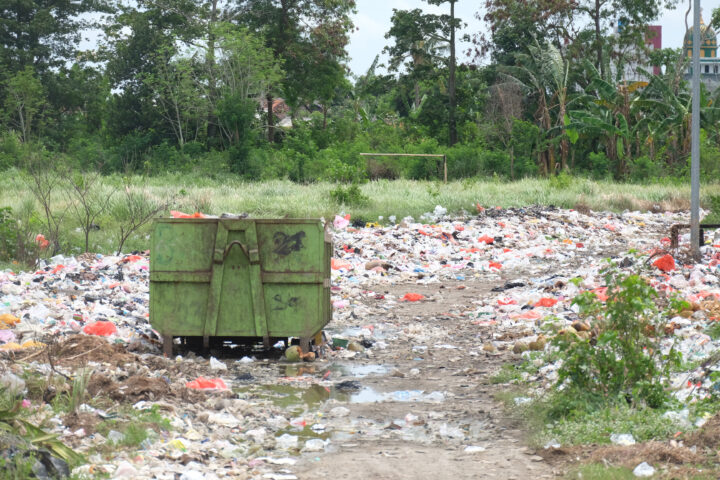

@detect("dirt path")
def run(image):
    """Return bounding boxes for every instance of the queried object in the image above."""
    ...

[294,280,558,479]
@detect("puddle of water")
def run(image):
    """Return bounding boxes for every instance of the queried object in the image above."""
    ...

[347,387,385,403]
[275,425,330,442]
[329,363,390,378]
[278,363,391,379]
[235,384,445,409]
[235,384,333,409]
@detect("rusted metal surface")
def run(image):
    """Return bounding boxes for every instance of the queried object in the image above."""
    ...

[670,223,720,249]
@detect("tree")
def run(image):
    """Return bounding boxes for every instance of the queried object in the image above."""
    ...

[502,39,571,175]
[4,67,45,143]
[213,25,282,147]
[476,0,574,65]
[142,48,206,148]
[236,0,356,142]
[486,82,523,178]
[0,0,109,77]
[478,0,677,76]
[385,1,464,145]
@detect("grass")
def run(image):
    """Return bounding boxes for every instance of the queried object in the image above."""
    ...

[1,172,714,257]
[94,405,172,452]
[534,402,682,447]
[564,464,636,480]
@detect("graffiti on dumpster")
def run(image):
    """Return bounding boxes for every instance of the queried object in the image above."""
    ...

[272,294,299,311]
[273,231,306,256]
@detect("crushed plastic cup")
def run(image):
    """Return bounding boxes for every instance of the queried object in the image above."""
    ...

[185,377,228,390]
[83,321,117,336]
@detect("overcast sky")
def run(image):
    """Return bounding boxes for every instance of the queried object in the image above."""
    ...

[346,0,720,77]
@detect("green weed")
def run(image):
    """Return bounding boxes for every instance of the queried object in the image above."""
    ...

[329,183,369,206]
[535,401,681,446]
[490,364,523,384]
[563,463,636,480]
[551,268,683,416]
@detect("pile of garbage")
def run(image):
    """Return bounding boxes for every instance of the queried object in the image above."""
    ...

[0,204,718,478]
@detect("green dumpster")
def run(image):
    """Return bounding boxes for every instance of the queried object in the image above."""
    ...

[149,218,332,355]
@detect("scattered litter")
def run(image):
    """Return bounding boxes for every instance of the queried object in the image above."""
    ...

[633,462,655,477]
[610,433,636,446]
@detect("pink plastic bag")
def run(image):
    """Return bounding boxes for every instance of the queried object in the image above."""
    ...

[333,214,350,230]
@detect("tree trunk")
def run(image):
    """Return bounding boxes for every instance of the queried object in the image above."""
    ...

[206,0,218,142]
[448,0,458,146]
[267,93,275,143]
[510,145,515,180]
[595,0,604,78]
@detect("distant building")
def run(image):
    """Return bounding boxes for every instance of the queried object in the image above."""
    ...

[613,24,662,82]
[683,15,720,90]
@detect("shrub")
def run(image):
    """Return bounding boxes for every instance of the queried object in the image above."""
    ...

[329,183,369,206]
[551,267,683,417]
[628,155,662,183]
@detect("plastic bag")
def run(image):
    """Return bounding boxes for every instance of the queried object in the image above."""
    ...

[402,293,425,302]
[83,321,117,336]
[653,254,675,272]
[535,298,558,307]
[170,210,205,219]
[0,313,19,328]
[333,214,350,230]
[185,377,228,390]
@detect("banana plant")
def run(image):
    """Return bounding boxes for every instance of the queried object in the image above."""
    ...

[568,60,646,178]
[0,395,84,467]
[500,38,571,176]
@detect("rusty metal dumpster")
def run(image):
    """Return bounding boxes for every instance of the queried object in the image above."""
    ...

[149,218,332,355]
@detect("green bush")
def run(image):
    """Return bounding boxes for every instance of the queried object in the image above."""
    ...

[551,267,683,416]
[628,155,662,183]
[0,207,18,261]
[329,183,369,206]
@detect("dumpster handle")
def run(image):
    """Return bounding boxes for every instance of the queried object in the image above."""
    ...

[222,240,250,261]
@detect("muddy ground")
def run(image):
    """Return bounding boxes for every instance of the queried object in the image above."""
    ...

[293,280,558,480]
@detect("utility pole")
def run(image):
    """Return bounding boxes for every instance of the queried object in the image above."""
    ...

[691,0,701,260]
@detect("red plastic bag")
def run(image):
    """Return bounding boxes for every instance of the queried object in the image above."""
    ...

[653,254,675,272]
[591,287,609,302]
[488,261,502,270]
[402,293,425,302]
[35,234,49,250]
[83,321,117,336]
[478,235,494,244]
[186,377,228,390]
[170,210,205,219]
[535,298,558,308]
